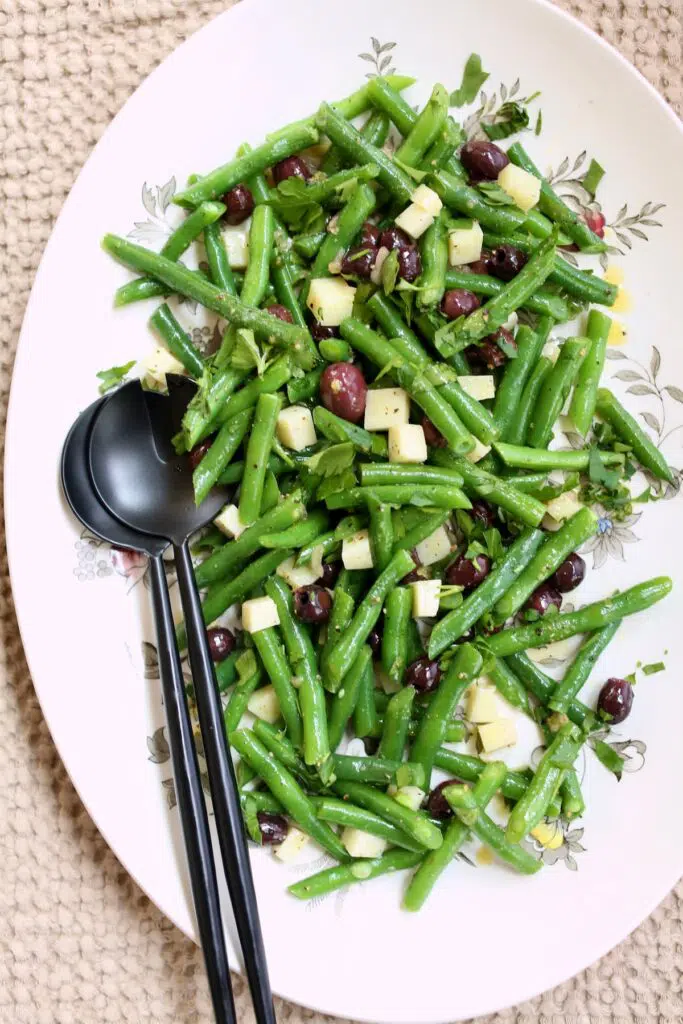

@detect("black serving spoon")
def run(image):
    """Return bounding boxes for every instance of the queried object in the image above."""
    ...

[86,378,275,1024]
[61,396,237,1024]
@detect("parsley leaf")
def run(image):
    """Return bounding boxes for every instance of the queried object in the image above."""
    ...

[305,442,356,478]
[582,158,605,198]
[270,178,325,233]
[477,181,517,206]
[591,739,624,780]
[450,53,489,107]
[393,157,428,183]
[315,466,357,501]
[381,248,400,296]
[535,110,543,136]
[482,101,530,141]
[588,447,622,491]
[96,360,136,394]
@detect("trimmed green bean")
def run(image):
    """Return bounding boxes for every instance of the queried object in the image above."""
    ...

[213,356,293,431]
[261,471,281,516]
[251,627,302,747]
[560,769,586,820]
[433,748,531,802]
[381,587,412,689]
[321,588,355,693]
[569,310,611,436]
[367,292,431,366]
[311,182,377,280]
[315,797,422,852]
[429,169,526,235]
[418,212,449,308]
[239,392,282,525]
[331,753,411,787]
[334,781,442,851]
[182,366,248,450]
[319,338,353,362]
[505,652,596,733]
[429,449,547,527]
[495,442,624,473]
[486,658,533,716]
[313,405,387,456]
[240,204,275,307]
[261,510,329,550]
[368,498,394,573]
[325,484,471,511]
[395,83,449,167]
[549,621,621,714]
[292,231,326,260]
[193,407,253,505]
[444,270,568,322]
[527,337,589,448]
[445,787,542,874]
[204,220,237,295]
[377,687,415,761]
[289,848,422,900]
[596,387,674,483]
[330,75,416,122]
[506,356,552,447]
[506,723,581,842]
[271,241,308,329]
[149,303,204,378]
[493,320,550,438]
[353,656,378,740]
[328,645,373,751]
[393,509,451,554]
[223,665,264,734]
[523,472,581,502]
[421,116,462,172]
[438,379,500,446]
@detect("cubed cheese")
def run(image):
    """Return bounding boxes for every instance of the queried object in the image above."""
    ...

[411,184,443,217]
[341,828,388,859]
[411,579,441,618]
[466,685,499,724]
[464,438,492,464]
[478,718,517,753]
[307,277,356,326]
[214,504,247,538]
[242,596,280,634]
[497,164,541,213]
[393,786,425,812]
[274,825,309,861]
[414,525,452,566]
[370,245,390,286]
[247,684,281,724]
[342,529,374,570]
[395,202,434,239]
[276,405,317,451]
[457,375,496,401]
[222,219,250,269]
[388,423,428,464]
[448,219,484,267]
[545,490,584,523]
[364,388,410,431]
[142,347,185,390]
[276,546,324,589]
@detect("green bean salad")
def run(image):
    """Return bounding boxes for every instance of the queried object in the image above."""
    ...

[102,62,674,911]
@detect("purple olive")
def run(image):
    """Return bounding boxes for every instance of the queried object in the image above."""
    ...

[340,243,377,278]
[469,499,496,529]
[360,221,381,248]
[223,184,254,225]
[466,328,517,370]
[525,584,562,617]
[406,656,442,693]
[293,585,333,624]
[272,156,311,184]
[441,288,481,321]
[257,812,289,845]
[426,779,460,820]
[597,677,634,723]
[445,554,491,591]
[368,627,383,658]
[207,627,236,663]
[468,250,493,275]
[188,436,215,470]
[551,553,586,593]
[490,244,528,282]
[310,322,340,342]
[320,362,367,423]
[379,225,413,252]
[459,140,510,181]
[401,566,428,584]
[316,561,342,589]
[265,303,293,323]
[397,245,422,282]
[421,415,447,448]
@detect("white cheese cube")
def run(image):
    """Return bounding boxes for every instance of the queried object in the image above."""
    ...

[388,423,428,464]
[464,438,492,464]
[247,684,281,724]
[274,825,309,861]
[307,277,356,326]
[478,718,517,753]
[222,219,250,269]
[364,388,410,431]
[342,530,374,570]
[341,828,387,859]
[457,375,496,401]
[414,525,452,566]
[242,596,280,634]
[448,220,484,267]
[411,184,443,217]
[393,786,425,812]
[214,504,247,538]
[411,579,441,618]
[545,490,584,523]
[497,164,541,213]
[142,347,185,390]
[276,405,317,451]
[276,546,324,589]
[466,685,499,724]
[395,202,434,239]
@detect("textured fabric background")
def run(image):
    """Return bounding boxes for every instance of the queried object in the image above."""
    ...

[1,2,682,1022]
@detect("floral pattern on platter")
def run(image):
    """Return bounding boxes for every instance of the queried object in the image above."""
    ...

[521,820,587,871]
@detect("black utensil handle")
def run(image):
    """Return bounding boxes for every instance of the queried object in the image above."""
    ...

[149,555,237,1024]
[173,542,276,1024]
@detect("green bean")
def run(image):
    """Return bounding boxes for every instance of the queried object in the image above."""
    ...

[367,293,430,366]
[526,337,589,448]
[596,387,674,483]
[421,116,462,172]
[102,235,319,369]
[181,366,248,449]
[209,648,240,695]
[492,507,599,623]
[353,656,378,740]
[504,356,551,447]
[437,229,558,354]
[428,527,544,657]
[503,472,549,493]
[328,646,372,751]
[410,211,448,309]
[404,761,504,911]
[239,392,282,525]
[334,781,442,850]
[444,787,542,875]
[296,515,363,566]
[560,769,586,820]
[195,490,304,587]
[313,405,387,456]
[316,102,414,204]
[310,182,377,279]
[329,74,416,122]
[114,201,226,305]
[377,687,415,761]
[325,484,471,511]
[326,549,415,687]
[223,666,265,733]
[494,442,624,473]
[433,748,531,802]
[481,231,617,306]
[239,204,275,307]
[523,209,573,243]
[174,124,319,207]
[549,621,621,714]
[506,143,607,253]
[192,407,253,505]
[412,643,483,785]
[204,220,237,295]
[292,231,326,260]
[261,510,329,550]
[438,379,500,446]
[330,753,412,787]
[230,729,348,861]
[340,320,475,455]
[393,509,451,555]
[260,471,280,517]
[367,75,419,136]
[487,577,672,657]
[523,472,581,502]
[315,797,422,853]
[493,320,550,438]
[319,338,353,362]
[486,658,533,716]
[443,270,568,322]
[368,497,394,573]
[429,170,527,235]
[429,449,546,527]
[506,723,582,842]
[250,627,302,747]
[289,848,422,900]
[567,309,611,435]
[251,719,310,781]
[381,587,412,689]
[395,83,449,167]
[321,588,355,693]
[505,653,596,733]
[149,303,204,378]
[359,109,392,148]
[271,238,308,329]
[212,356,293,430]
[242,790,284,816]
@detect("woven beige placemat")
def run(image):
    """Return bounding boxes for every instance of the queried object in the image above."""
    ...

[1,2,682,1021]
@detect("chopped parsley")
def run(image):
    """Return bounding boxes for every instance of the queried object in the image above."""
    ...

[450,53,489,108]
[96,359,136,394]
[642,661,665,676]
[582,158,605,198]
